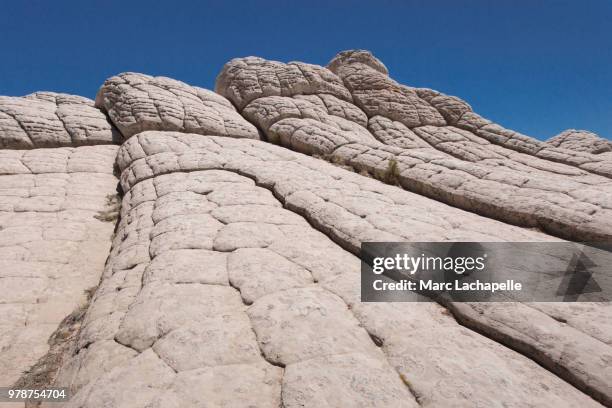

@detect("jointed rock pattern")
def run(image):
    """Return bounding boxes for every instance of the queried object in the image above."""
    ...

[95,73,260,140]
[0,50,610,407]
[0,92,120,149]
[548,129,612,155]
[216,51,612,242]
[53,132,603,407]
[0,144,119,391]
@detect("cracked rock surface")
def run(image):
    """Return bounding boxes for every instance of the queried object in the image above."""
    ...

[94,72,260,140]
[0,92,120,149]
[47,132,606,407]
[216,50,612,243]
[2,49,611,408]
[0,144,119,393]
[548,129,612,155]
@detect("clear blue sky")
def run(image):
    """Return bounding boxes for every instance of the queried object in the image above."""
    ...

[1,0,610,140]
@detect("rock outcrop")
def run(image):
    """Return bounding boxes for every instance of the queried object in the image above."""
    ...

[548,129,612,155]
[216,50,612,243]
[54,132,604,407]
[95,72,260,140]
[0,92,121,403]
[0,92,120,148]
[0,144,119,390]
[1,50,611,407]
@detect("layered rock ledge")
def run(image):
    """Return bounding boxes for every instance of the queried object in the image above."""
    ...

[53,132,604,407]
[216,50,612,242]
[1,50,611,408]
[0,92,120,149]
[548,129,612,155]
[95,73,260,140]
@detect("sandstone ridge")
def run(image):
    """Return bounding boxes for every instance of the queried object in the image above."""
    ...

[0,50,610,408]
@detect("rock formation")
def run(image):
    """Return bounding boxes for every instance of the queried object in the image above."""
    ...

[0,92,120,148]
[0,144,119,391]
[216,50,612,242]
[548,129,612,155]
[95,73,259,140]
[0,50,610,407]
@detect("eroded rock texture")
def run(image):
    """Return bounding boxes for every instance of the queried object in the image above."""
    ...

[548,129,612,155]
[0,92,120,148]
[0,145,119,392]
[216,50,612,243]
[94,72,260,140]
[46,132,606,407]
[2,50,611,408]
